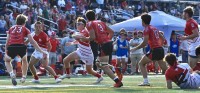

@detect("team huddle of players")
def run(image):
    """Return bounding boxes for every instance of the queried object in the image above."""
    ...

[4,6,200,89]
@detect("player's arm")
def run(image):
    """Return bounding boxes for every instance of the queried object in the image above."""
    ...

[81,28,96,41]
[186,28,199,39]
[106,26,114,40]
[24,38,29,45]
[27,34,46,54]
[166,80,173,89]
[131,35,148,51]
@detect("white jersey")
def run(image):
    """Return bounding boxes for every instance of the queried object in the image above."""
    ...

[177,63,200,89]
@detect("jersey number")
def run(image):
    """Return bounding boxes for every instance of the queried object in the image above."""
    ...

[12,26,22,33]
[97,24,104,32]
[154,29,160,39]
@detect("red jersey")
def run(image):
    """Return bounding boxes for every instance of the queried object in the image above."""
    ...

[49,38,59,52]
[8,25,30,45]
[86,20,110,44]
[58,19,67,31]
[185,19,199,35]
[32,32,49,49]
[143,25,162,48]
[165,63,195,88]
[78,28,90,46]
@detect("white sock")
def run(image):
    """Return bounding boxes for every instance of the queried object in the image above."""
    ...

[144,78,149,83]
[9,72,14,75]
[22,75,26,78]
[113,77,118,80]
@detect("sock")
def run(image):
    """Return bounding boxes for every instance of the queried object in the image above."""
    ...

[54,75,58,79]
[94,73,101,78]
[34,75,39,80]
[22,75,26,78]
[66,68,70,74]
[122,69,126,74]
[144,78,149,83]
[113,77,120,83]
[115,67,121,76]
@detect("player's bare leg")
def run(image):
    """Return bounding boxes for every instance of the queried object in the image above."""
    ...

[157,60,167,74]
[138,55,151,86]
[41,57,61,83]
[4,54,17,86]
[98,56,123,87]
[60,52,79,79]
[29,56,40,83]
[189,56,198,69]
[86,65,103,84]
[20,55,28,83]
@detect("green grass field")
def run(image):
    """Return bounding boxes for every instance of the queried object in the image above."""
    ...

[0,75,199,93]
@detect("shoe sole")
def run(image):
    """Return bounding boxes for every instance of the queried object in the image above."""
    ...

[12,78,17,86]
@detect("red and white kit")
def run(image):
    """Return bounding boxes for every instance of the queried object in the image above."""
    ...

[31,31,49,59]
[165,63,200,89]
[185,19,200,56]
[75,28,94,65]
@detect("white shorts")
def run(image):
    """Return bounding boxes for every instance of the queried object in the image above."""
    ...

[32,48,49,60]
[188,37,200,56]
[76,44,94,65]
[117,55,128,62]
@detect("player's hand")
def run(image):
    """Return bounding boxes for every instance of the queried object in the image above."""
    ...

[178,36,187,40]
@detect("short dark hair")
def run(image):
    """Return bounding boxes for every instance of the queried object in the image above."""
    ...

[165,53,177,66]
[183,6,194,17]
[85,10,95,21]
[196,46,200,56]
[141,13,151,25]
[76,17,86,26]
[16,14,28,25]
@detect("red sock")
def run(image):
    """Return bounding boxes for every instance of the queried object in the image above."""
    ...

[66,68,70,74]
[34,75,39,80]
[94,73,101,78]
[54,75,58,79]
[115,67,121,76]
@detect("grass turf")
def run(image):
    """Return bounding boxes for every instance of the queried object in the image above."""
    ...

[0,75,199,93]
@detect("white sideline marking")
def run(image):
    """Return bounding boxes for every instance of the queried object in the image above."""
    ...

[0,84,105,89]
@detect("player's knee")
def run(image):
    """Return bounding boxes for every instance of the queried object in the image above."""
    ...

[102,65,109,69]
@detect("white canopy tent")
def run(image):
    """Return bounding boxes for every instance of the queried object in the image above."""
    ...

[110,10,186,44]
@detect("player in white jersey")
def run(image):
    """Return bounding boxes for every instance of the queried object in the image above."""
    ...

[59,17,103,84]
[165,53,200,89]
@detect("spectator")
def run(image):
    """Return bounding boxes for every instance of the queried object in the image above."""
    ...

[49,31,60,70]
[169,31,180,57]
[20,1,28,12]
[129,31,143,75]
[58,15,67,37]
[58,0,66,11]
[0,15,7,33]
[180,39,189,63]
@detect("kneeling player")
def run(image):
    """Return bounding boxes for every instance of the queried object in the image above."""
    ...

[59,17,103,84]
[165,53,200,89]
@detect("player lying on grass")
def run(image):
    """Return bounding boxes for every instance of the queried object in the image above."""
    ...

[59,17,103,84]
[165,53,200,89]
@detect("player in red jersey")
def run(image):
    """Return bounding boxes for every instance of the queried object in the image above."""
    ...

[59,17,103,83]
[165,53,200,89]
[81,10,123,87]
[4,14,47,86]
[179,6,200,69]
[26,21,62,83]
[131,13,167,86]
